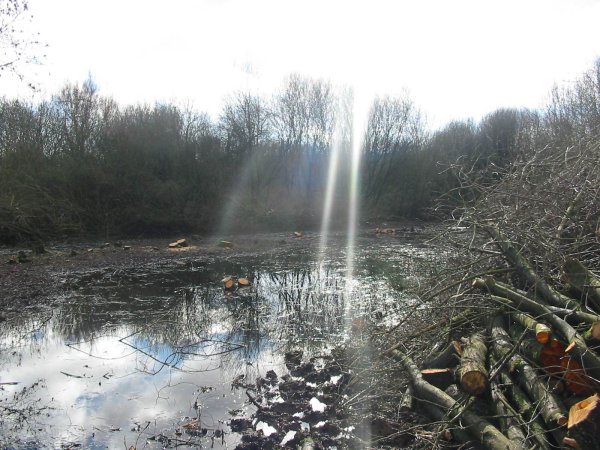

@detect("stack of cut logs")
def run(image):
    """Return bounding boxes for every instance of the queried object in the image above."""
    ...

[386,227,600,450]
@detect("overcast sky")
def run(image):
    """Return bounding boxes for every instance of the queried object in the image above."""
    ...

[3,0,600,128]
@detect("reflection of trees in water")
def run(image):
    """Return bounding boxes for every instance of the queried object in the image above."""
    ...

[259,265,347,348]
[0,379,53,447]
[3,253,419,376]
[0,307,56,354]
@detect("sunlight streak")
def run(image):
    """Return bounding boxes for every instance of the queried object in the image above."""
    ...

[318,99,344,263]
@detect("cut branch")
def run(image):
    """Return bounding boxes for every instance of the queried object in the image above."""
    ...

[389,348,519,450]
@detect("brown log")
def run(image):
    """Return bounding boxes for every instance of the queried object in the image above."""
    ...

[535,323,551,344]
[422,340,462,370]
[389,348,519,450]
[457,333,488,396]
[511,311,551,344]
[477,277,600,381]
[516,338,599,396]
[563,258,600,313]
[489,316,568,428]
[222,276,234,290]
[169,238,187,248]
[567,394,600,450]
[238,277,251,287]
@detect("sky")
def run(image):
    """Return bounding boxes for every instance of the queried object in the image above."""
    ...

[2,0,600,129]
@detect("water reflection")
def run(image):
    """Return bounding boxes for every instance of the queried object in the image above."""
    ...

[0,237,438,448]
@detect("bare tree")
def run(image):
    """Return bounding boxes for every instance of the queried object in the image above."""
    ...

[363,93,424,206]
[219,91,271,157]
[0,0,44,87]
[52,77,101,157]
[545,59,600,143]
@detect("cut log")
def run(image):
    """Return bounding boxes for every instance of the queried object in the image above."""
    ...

[422,341,462,370]
[457,333,488,396]
[563,258,600,314]
[567,394,600,450]
[222,276,234,290]
[389,348,520,450]
[238,277,251,287]
[536,323,551,344]
[511,311,551,344]
[168,238,188,248]
[476,277,600,381]
[517,338,598,396]
[294,231,302,238]
[489,316,568,428]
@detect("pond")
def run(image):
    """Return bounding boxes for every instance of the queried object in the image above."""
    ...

[0,232,443,449]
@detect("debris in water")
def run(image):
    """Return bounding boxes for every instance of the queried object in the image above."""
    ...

[222,276,234,290]
[169,239,188,248]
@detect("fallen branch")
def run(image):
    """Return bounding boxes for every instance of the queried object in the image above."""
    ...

[488,316,568,429]
[476,278,600,380]
[389,348,519,450]
[486,226,581,310]
[563,258,600,314]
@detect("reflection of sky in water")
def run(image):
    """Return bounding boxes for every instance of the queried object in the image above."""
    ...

[0,236,442,448]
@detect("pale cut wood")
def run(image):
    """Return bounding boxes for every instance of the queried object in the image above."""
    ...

[567,394,600,450]
[457,333,488,396]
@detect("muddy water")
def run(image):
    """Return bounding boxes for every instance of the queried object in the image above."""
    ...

[0,233,443,449]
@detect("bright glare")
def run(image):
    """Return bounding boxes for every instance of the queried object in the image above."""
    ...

[2,0,599,128]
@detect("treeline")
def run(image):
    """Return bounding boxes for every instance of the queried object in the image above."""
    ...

[0,62,598,244]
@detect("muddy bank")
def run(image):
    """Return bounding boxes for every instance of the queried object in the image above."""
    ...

[0,224,432,312]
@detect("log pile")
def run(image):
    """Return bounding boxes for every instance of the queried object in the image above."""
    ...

[386,226,600,450]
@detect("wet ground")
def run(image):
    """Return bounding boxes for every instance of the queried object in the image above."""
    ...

[0,226,445,449]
